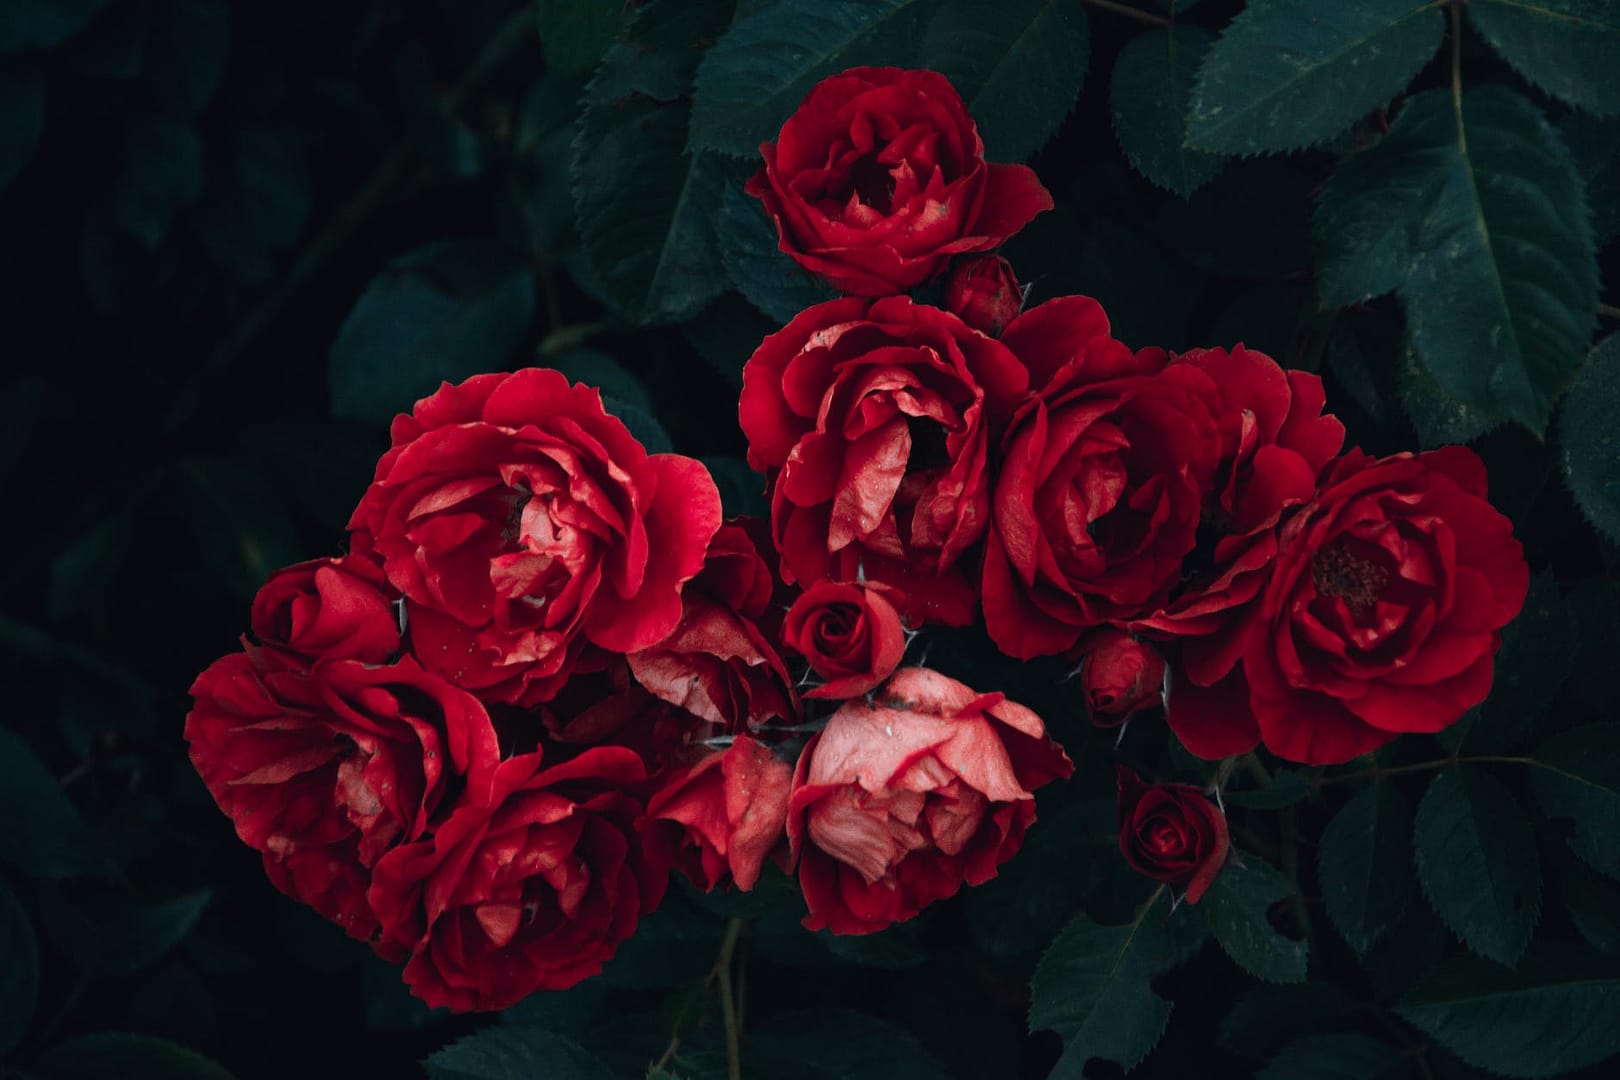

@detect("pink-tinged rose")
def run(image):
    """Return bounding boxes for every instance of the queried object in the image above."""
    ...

[641,734,794,893]
[184,651,498,943]
[249,554,400,667]
[1115,766,1229,903]
[943,255,1024,337]
[739,295,1029,626]
[747,67,1052,296]
[787,667,1072,934]
[1075,628,1166,727]
[782,579,907,699]
[368,745,660,1011]
[348,368,722,705]
[983,297,1222,658]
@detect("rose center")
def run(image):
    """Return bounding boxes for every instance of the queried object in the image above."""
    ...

[1310,544,1390,615]
[849,153,896,214]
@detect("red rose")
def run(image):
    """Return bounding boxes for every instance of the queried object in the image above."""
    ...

[747,67,1052,296]
[1075,628,1165,727]
[739,295,1029,626]
[982,297,1222,658]
[782,579,907,699]
[368,745,660,1011]
[1199,447,1528,765]
[641,734,794,892]
[943,255,1024,337]
[348,368,722,705]
[1115,766,1228,903]
[184,652,498,943]
[787,667,1072,934]
[249,554,400,667]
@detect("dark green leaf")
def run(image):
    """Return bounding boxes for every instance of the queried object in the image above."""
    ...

[1203,854,1308,983]
[113,113,203,247]
[1560,334,1620,543]
[34,1033,235,1080]
[597,889,723,989]
[1412,765,1541,965]
[0,724,107,878]
[572,0,734,325]
[327,241,536,427]
[1257,1033,1406,1080]
[548,349,653,411]
[1224,768,1312,810]
[1110,26,1224,197]
[916,0,1090,161]
[0,0,110,52]
[1,63,44,192]
[700,456,767,518]
[424,1027,615,1080]
[1397,947,1620,1078]
[46,888,211,979]
[817,923,929,969]
[192,128,310,283]
[46,512,133,624]
[1558,854,1620,954]
[1314,86,1598,433]
[177,457,301,598]
[966,799,1113,959]
[140,0,228,116]
[1188,0,1443,155]
[1319,783,1414,954]
[1530,723,1620,879]
[716,182,837,324]
[1219,982,1371,1059]
[536,0,622,79]
[0,879,37,1056]
[746,1010,947,1080]
[682,293,778,389]
[1565,581,1620,714]
[1027,895,1175,1075]
[1468,0,1620,117]
[1560,112,1620,244]
[604,398,673,455]
[499,981,605,1038]
[1396,345,1498,448]
[689,0,932,158]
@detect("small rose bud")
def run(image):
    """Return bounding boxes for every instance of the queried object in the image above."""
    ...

[943,255,1023,336]
[1115,766,1229,903]
[1076,628,1165,727]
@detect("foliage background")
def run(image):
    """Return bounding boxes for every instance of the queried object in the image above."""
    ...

[1,0,1618,1077]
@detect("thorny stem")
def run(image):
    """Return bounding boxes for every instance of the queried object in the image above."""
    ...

[715,918,745,1080]
[1080,0,1171,29]
[1599,303,1620,320]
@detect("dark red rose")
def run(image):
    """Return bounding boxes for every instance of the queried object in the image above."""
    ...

[944,255,1024,337]
[739,295,1029,626]
[249,554,400,667]
[782,579,907,699]
[1075,628,1165,727]
[788,667,1072,934]
[747,67,1052,296]
[184,652,498,943]
[368,745,660,1011]
[1115,766,1228,903]
[1239,447,1528,764]
[641,734,794,893]
[982,297,1222,658]
[348,368,722,706]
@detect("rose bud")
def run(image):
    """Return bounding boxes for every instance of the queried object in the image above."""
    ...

[641,734,794,892]
[944,255,1023,336]
[249,554,400,667]
[788,667,1072,934]
[1074,629,1165,727]
[1115,766,1229,903]
[747,67,1052,296]
[782,580,907,699]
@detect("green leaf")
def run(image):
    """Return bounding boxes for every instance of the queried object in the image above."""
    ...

[1110,26,1225,197]
[536,0,622,79]
[1318,783,1414,955]
[1218,983,1372,1060]
[1314,86,1599,433]
[700,456,767,518]
[1,63,44,192]
[1560,334,1620,543]
[140,0,229,117]
[1187,0,1443,155]
[0,879,38,1056]
[0,724,107,878]
[327,241,536,427]
[716,183,838,324]
[0,0,110,52]
[548,349,654,411]
[1558,854,1620,954]
[113,113,204,247]
[1530,723,1620,879]
[177,457,301,599]
[916,0,1090,161]
[1467,0,1620,117]
[424,1027,615,1080]
[689,0,932,158]
[746,1010,948,1080]
[1027,894,1175,1075]
[47,513,133,624]
[34,1033,235,1080]
[1397,946,1620,1078]
[966,799,1113,959]
[572,0,735,326]
[1224,768,1313,810]
[1256,1034,1406,1080]
[817,923,929,969]
[44,888,211,980]
[193,128,310,283]
[1203,854,1309,983]
[1396,345,1498,448]
[1560,112,1620,244]
[682,292,778,390]
[1412,765,1541,965]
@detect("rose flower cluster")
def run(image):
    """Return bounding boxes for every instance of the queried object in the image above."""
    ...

[186,64,1529,1008]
